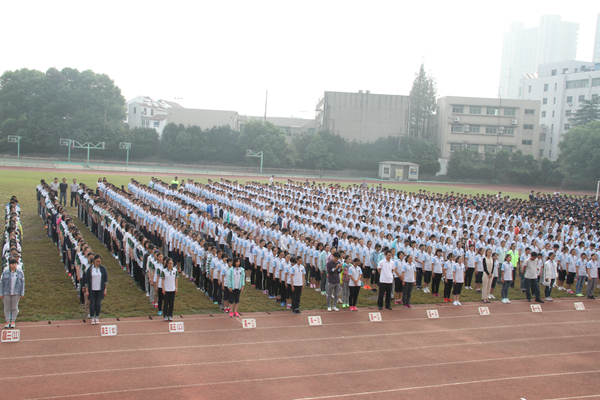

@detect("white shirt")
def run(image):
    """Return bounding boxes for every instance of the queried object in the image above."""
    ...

[163,268,177,291]
[291,264,305,286]
[377,259,394,284]
[91,267,102,291]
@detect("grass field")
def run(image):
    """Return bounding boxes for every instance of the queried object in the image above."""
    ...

[2,168,594,322]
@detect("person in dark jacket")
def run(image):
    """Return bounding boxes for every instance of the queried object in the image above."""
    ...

[84,254,108,325]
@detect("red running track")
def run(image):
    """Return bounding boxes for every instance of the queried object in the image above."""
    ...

[2,298,600,400]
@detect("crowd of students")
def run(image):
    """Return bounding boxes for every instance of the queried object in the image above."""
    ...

[72,176,598,315]
[1,197,24,328]
[37,180,109,325]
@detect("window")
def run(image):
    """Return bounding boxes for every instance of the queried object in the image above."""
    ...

[452,105,464,113]
[470,125,480,133]
[154,121,159,128]
[469,106,482,114]
[539,149,544,157]
[484,145,497,153]
[550,136,553,144]
[566,79,589,89]
[142,108,147,115]
[593,78,600,87]
[487,107,498,116]
[554,83,558,90]
[505,128,515,135]
[551,69,557,76]
[383,167,390,174]
[524,109,535,115]
[543,84,549,92]
[553,97,556,104]
[566,96,573,103]
[540,133,546,142]
[150,109,154,116]
[528,85,532,93]
[563,68,568,74]
[565,110,572,117]
[578,95,585,102]
[549,150,552,158]
[542,98,548,104]
[451,125,463,133]
[504,108,516,116]
[564,124,570,130]
[541,111,546,117]
[522,140,533,145]
[523,124,534,130]
[485,126,497,134]
[501,146,513,153]
[593,94,599,100]
[133,107,136,114]
[466,144,479,152]
[552,111,555,117]
[450,143,462,152]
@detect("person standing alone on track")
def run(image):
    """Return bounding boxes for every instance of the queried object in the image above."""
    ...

[326,252,342,312]
[70,179,79,207]
[59,178,68,206]
[1,258,25,329]
[377,250,394,310]
[84,254,108,325]
[161,257,178,322]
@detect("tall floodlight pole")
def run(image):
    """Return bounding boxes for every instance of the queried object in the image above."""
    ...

[119,142,131,166]
[7,136,21,158]
[246,149,263,174]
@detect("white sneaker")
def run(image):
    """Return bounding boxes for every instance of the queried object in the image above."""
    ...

[327,307,332,312]
[505,299,511,303]
[453,301,458,305]
[490,294,495,299]
[333,307,339,311]
[146,292,150,297]
[315,289,320,292]
[457,302,462,306]
[337,299,342,304]
[546,297,553,301]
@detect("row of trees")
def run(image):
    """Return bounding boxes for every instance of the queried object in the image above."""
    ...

[448,120,600,188]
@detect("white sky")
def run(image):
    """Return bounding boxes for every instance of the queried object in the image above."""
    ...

[1,1,598,118]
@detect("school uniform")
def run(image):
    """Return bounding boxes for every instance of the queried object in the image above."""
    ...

[161,267,178,320]
[348,265,362,308]
[500,261,513,300]
[402,261,416,306]
[290,263,305,312]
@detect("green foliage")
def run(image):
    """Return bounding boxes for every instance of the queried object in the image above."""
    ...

[237,120,289,167]
[0,67,125,154]
[448,148,540,184]
[569,98,600,127]
[409,63,437,140]
[557,121,600,186]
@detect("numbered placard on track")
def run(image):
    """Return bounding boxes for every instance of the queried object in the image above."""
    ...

[1,330,20,342]
[427,310,439,319]
[530,304,542,313]
[242,319,256,329]
[100,325,117,336]
[478,307,490,316]
[369,312,382,322]
[308,316,322,326]
[169,322,185,333]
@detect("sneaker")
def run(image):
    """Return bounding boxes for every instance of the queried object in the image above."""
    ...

[287,304,291,309]
[501,299,506,303]
[566,289,574,294]
[327,307,332,312]
[558,286,565,291]
[154,304,158,309]
[168,316,173,321]
[333,307,339,311]
[281,302,285,307]
[164,317,168,322]
[457,302,462,306]
[545,297,553,302]
[214,301,219,304]
[394,300,401,305]
[315,289,320,292]
[506,299,511,303]
[234,312,240,317]
[453,301,458,306]
[589,296,596,300]
[490,294,495,299]
[321,292,326,296]
[535,298,545,303]
[146,292,150,297]
[229,312,234,317]
[158,311,163,316]
[576,293,584,297]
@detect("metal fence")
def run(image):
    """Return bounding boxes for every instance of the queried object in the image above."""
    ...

[0,155,379,180]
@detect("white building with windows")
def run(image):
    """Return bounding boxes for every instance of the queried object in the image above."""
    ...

[126,96,182,135]
[436,96,544,161]
[500,15,579,99]
[594,13,600,63]
[518,61,600,160]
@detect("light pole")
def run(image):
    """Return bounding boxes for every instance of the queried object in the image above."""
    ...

[60,139,72,162]
[246,149,263,174]
[7,136,21,158]
[119,142,131,166]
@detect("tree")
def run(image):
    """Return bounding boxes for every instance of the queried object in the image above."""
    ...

[398,136,440,174]
[409,63,437,141]
[236,120,289,168]
[570,98,600,127]
[557,121,600,185]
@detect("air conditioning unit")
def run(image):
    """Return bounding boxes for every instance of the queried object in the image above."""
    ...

[453,117,460,122]
[511,119,517,125]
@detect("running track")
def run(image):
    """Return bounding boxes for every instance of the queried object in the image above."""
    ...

[2,298,599,400]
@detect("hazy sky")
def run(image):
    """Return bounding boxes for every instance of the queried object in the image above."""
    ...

[1,1,598,118]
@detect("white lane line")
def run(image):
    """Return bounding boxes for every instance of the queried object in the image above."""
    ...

[2,329,598,365]
[22,365,600,399]
[3,346,599,382]
[544,395,600,400]
[14,317,600,344]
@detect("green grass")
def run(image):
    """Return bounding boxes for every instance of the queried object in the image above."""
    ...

[1,169,589,322]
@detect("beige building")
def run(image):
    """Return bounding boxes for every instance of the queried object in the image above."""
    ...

[436,96,545,160]
[315,91,410,142]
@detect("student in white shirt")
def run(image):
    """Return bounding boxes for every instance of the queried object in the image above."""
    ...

[402,254,416,308]
[443,254,455,302]
[290,257,305,314]
[500,254,513,303]
[348,259,363,311]
[542,252,558,301]
[452,256,465,306]
[586,253,598,300]
[227,257,245,317]
[161,257,178,322]
[431,249,444,297]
